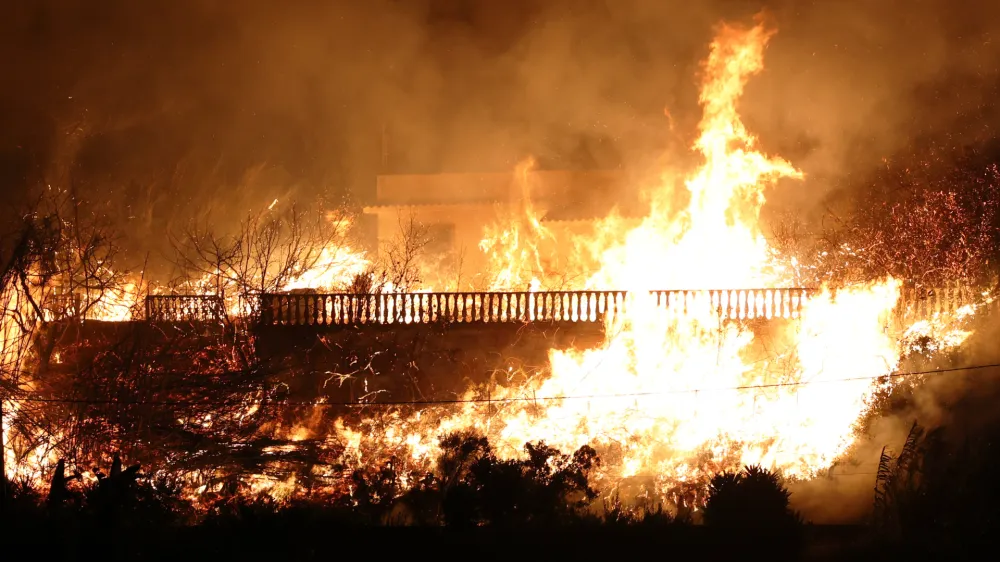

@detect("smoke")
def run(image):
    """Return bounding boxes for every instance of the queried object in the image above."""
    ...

[4,0,1000,270]
[787,300,1000,524]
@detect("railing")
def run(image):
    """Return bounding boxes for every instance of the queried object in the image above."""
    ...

[146,284,980,327]
[257,289,819,327]
[895,284,979,322]
[145,295,224,323]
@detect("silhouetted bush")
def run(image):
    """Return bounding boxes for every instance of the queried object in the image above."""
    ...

[703,465,803,559]
[441,433,598,526]
[390,431,600,526]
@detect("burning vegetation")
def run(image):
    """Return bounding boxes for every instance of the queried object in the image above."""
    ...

[2,15,1000,545]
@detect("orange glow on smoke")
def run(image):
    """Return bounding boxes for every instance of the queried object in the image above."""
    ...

[2,18,983,505]
[326,19,976,499]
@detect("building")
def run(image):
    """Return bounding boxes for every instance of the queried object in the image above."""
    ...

[362,169,642,290]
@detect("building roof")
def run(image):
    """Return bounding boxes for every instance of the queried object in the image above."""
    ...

[362,201,498,214]
[364,169,644,221]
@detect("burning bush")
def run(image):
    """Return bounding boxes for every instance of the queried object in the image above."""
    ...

[807,153,1000,288]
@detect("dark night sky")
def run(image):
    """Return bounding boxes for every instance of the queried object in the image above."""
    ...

[3,0,1000,266]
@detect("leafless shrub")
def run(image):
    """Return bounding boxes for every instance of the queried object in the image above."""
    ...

[2,189,139,490]
[170,203,357,320]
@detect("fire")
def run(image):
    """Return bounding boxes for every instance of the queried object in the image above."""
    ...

[333,18,976,498]
[479,157,554,291]
[2,16,986,511]
[585,22,800,292]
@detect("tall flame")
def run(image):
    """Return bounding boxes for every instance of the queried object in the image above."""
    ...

[330,19,972,501]
[4,18,981,507]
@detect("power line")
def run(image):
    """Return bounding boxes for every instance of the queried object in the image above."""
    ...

[9,362,1000,408]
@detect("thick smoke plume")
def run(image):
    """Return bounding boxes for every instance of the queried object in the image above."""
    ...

[4,0,1000,271]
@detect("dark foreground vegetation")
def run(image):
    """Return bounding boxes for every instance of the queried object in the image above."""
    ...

[3,417,1000,562]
